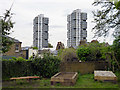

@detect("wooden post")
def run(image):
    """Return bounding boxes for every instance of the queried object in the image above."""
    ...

[112,52,120,70]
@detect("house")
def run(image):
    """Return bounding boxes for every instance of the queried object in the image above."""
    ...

[21,47,38,59]
[56,42,65,50]
[3,37,22,59]
[3,36,38,59]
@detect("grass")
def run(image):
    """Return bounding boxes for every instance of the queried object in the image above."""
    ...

[2,73,120,88]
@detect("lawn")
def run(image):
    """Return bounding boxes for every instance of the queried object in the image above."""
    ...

[2,73,120,89]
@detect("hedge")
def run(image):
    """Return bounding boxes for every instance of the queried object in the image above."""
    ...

[2,54,61,80]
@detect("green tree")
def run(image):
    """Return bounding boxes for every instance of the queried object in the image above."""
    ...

[92,0,120,38]
[76,42,111,61]
[0,8,14,53]
[58,48,78,62]
[33,47,38,50]
[32,54,61,78]
[110,0,120,10]
[76,46,90,61]
[112,35,120,63]
[48,43,53,48]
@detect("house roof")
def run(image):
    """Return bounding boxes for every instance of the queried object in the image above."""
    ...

[22,46,31,50]
[2,35,21,43]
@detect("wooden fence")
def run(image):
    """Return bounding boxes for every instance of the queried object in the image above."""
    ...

[60,61,108,74]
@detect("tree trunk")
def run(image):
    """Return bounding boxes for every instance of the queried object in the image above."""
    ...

[112,52,120,70]
[112,65,114,72]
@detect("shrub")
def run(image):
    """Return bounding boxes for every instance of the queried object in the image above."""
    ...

[32,47,38,50]
[2,55,61,80]
[112,35,120,63]
[76,42,111,61]
[2,57,32,80]
[32,54,60,78]
[88,42,107,61]
[76,46,90,61]
[58,48,78,62]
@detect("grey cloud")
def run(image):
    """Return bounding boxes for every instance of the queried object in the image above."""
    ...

[50,25,66,29]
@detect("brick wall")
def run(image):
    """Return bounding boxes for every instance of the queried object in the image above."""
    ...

[21,50,27,59]
[4,42,22,57]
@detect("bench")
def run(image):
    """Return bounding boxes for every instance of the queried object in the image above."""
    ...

[10,76,40,82]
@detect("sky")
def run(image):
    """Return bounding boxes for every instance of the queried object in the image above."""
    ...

[0,0,114,49]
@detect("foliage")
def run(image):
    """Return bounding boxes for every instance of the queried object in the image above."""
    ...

[2,57,32,80]
[57,49,63,56]
[76,46,90,61]
[11,57,26,61]
[110,0,120,9]
[48,43,53,48]
[32,54,60,78]
[92,0,120,38]
[32,47,38,50]
[58,48,78,62]
[2,36,13,53]
[2,55,61,80]
[89,42,111,61]
[0,9,15,53]
[76,42,111,61]
[112,35,120,63]
[114,0,120,9]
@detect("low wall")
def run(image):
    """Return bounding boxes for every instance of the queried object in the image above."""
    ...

[60,61,108,74]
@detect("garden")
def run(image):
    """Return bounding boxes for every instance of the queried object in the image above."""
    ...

[2,72,120,88]
[2,38,120,89]
[1,0,120,89]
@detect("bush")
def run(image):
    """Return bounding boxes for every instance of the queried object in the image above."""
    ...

[32,54,60,78]
[58,48,78,62]
[88,42,109,61]
[112,35,120,63]
[76,42,111,61]
[2,57,33,80]
[76,46,90,61]
[2,55,61,80]
[32,47,38,50]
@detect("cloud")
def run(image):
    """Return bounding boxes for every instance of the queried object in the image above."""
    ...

[1,0,108,48]
[50,25,66,29]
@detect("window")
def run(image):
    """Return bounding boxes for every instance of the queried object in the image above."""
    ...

[73,18,76,20]
[15,44,19,50]
[45,23,48,25]
[83,37,86,39]
[82,20,86,21]
[45,31,47,33]
[15,44,19,52]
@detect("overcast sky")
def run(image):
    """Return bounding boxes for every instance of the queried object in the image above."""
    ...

[0,0,114,48]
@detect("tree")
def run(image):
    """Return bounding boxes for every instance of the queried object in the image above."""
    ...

[76,42,111,61]
[32,47,38,50]
[58,48,78,62]
[76,46,90,61]
[110,0,120,10]
[92,0,120,38]
[48,43,53,48]
[0,8,14,53]
[112,35,120,63]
